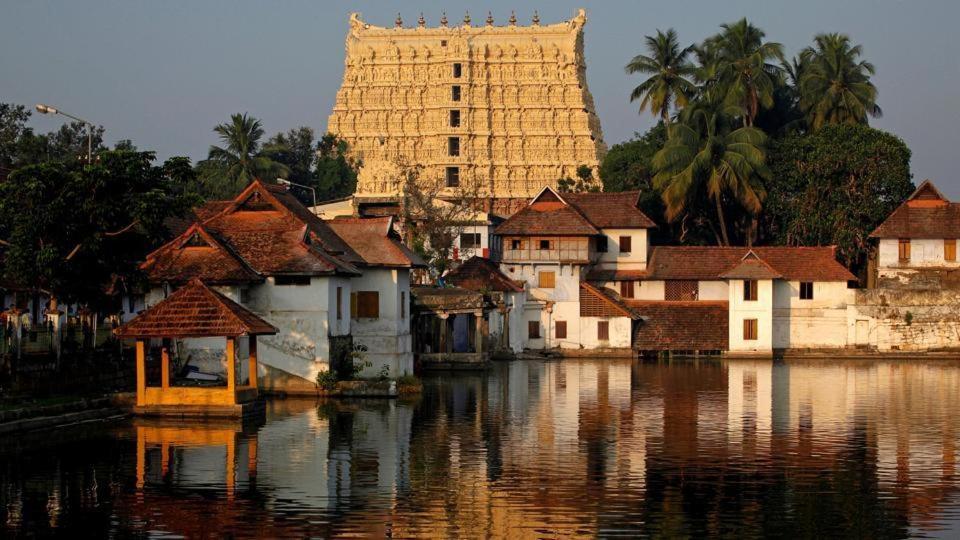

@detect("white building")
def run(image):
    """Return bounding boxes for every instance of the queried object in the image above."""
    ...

[137,180,423,392]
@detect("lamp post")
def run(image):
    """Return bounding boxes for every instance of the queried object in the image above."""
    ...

[35,103,95,164]
[276,178,318,214]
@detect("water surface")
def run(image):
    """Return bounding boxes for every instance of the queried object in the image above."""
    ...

[2,358,959,538]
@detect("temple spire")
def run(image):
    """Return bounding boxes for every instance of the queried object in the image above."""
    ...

[486,11,494,26]
[395,13,402,28]
[440,12,447,27]
[509,11,517,26]
[418,12,425,27]
[463,11,471,26]
[532,10,540,25]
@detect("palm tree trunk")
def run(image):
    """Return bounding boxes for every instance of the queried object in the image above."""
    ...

[714,194,730,246]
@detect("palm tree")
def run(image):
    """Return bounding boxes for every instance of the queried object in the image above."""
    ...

[708,18,784,127]
[207,113,288,189]
[626,29,697,124]
[652,101,770,245]
[799,33,881,130]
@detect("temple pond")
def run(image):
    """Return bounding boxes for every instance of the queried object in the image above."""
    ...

[2,358,960,538]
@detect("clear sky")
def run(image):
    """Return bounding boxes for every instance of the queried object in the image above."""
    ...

[2,1,958,194]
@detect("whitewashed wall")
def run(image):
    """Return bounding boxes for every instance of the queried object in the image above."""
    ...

[878,238,959,270]
[596,228,648,270]
[728,279,773,352]
[351,268,413,377]
[578,316,632,348]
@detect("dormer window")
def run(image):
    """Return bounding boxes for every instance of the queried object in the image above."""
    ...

[184,231,207,247]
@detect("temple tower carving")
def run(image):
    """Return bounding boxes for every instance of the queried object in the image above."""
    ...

[326,9,606,198]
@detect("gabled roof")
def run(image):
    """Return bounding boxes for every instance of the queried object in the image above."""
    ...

[870,180,960,239]
[445,256,523,293]
[141,223,262,285]
[116,278,277,339]
[326,216,426,268]
[629,301,729,351]
[579,282,641,319]
[643,246,856,282]
[718,251,783,279]
[494,186,656,236]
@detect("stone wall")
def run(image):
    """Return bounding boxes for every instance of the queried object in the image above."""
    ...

[852,288,960,351]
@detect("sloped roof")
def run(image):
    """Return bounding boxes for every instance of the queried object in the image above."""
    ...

[494,187,655,236]
[718,251,783,279]
[644,246,855,282]
[116,278,277,338]
[629,301,729,351]
[141,224,262,285]
[562,191,656,229]
[445,256,523,292]
[870,180,960,239]
[326,216,426,268]
[579,282,641,319]
[583,268,648,282]
[163,201,231,239]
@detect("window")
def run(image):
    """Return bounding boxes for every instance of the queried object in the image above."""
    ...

[743,280,758,302]
[448,137,460,156]
[460,233,481,249]
[619,236,632,254]
[620,281,635,299]
[598,321,609,341]
[743,319,758,341]
[275,275,311,286]
[596,236,608,253]
[799,281,814,300]
[440,39,448,47]
[528,321,541,339]
[401,291,406,319]
[555,321,567,339]
[451,85,461,101]
[239,288,251,305]
[898,238,911,262]
[449,109,461,127]
[353,291,379,319]
[511,239,522,250]
[946,239,957,262]
[539,239,552,250]
[452,63,462,78]
[665,280,699,301]
[538,271,555,288]
[445,166,460,187]
[336,286,343,320]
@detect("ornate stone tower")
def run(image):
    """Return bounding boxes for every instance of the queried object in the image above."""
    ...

[326,9,606,198]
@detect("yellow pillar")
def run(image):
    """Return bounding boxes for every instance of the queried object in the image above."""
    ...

[226,337,236,399]
[160,340,170,390]
[135,339,146,407]
[248,336,258,389]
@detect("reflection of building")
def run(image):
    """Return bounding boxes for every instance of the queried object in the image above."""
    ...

[327,10,605,198]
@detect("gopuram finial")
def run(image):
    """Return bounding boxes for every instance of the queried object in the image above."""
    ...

[440,12,448,27]
[418,12,425,27]
[463,11,471,26]
[395,13,402,28]
[486,11,494,26]
[532,10,540,25]
[509,11,517,26]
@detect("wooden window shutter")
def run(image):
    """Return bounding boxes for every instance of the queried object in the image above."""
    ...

[597,321,609,341]
[356,291,379,319]
[945,239,956,262]
[350,292,358,318]
[743,280,758,301]
[538,271,555,288]
[555,321,567,339]
[619,236,632,254]
[336,287,343,320]
[899,239,911,261]
[401,291,406,319]
[743,319,758,340]
[620,281,635,299]
[528,321,540,339]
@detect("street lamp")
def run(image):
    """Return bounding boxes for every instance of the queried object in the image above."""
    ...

[276,178,317,214]
[35,103,95,163]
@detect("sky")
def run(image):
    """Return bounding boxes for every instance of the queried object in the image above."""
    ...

[2,1,959,195]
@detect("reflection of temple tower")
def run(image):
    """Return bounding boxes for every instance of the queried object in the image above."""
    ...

[327,10,606,198]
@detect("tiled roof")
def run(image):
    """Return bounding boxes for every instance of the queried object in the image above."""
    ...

[326,216,426,268]
[645,246,855,282]
[563,191,656,229]
[143,180,363,284]
[494,187,655,236]
[583,268,648,282]
[445,256,523,292]
[579,282,641,319]
[629,301,729,351]
[718,252,783,279]
[163,201,231,239]
[116,278,277,338]
[141,224,262,285]
[870,181,960,239]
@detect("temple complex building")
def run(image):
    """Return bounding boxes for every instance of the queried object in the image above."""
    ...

[326,9,606,199]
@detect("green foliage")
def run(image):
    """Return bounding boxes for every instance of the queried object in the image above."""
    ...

[600,124,666,193]
[200,113,288,198]
[557,164,601,193]
[316,370,338,390]
[626,29,697,122]
[798,33,881,131]
[0,151,200,308]
[763,124,913,277]
[259,129,358,206]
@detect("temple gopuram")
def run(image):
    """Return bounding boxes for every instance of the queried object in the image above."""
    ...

[326,9,606,200]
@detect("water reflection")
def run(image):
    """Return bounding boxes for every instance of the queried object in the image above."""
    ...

[2,359,960,538]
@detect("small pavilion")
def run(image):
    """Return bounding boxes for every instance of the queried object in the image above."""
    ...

[116,278,277,418]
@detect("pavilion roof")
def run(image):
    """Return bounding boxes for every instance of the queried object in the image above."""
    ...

[116,278,277,339]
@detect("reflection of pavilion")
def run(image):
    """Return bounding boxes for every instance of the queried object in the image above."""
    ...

[134,418,261,498]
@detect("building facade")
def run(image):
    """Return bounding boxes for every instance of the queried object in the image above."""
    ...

[326,10,606,199]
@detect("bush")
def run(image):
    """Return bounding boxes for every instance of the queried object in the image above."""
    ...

[316,370,337,390]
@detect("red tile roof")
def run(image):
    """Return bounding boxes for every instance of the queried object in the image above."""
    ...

[116,278,277,339]
[445,256,523,292]
[579,282,641,319]
[326,216,426,268]
[583,269,649,282]
[718,251,783,279]
[644,246,855,282]
[628,301,729,351]
[870,181,960,239]
[494,187,655,237]
[142,180,363,284]
[163,201,231,239]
